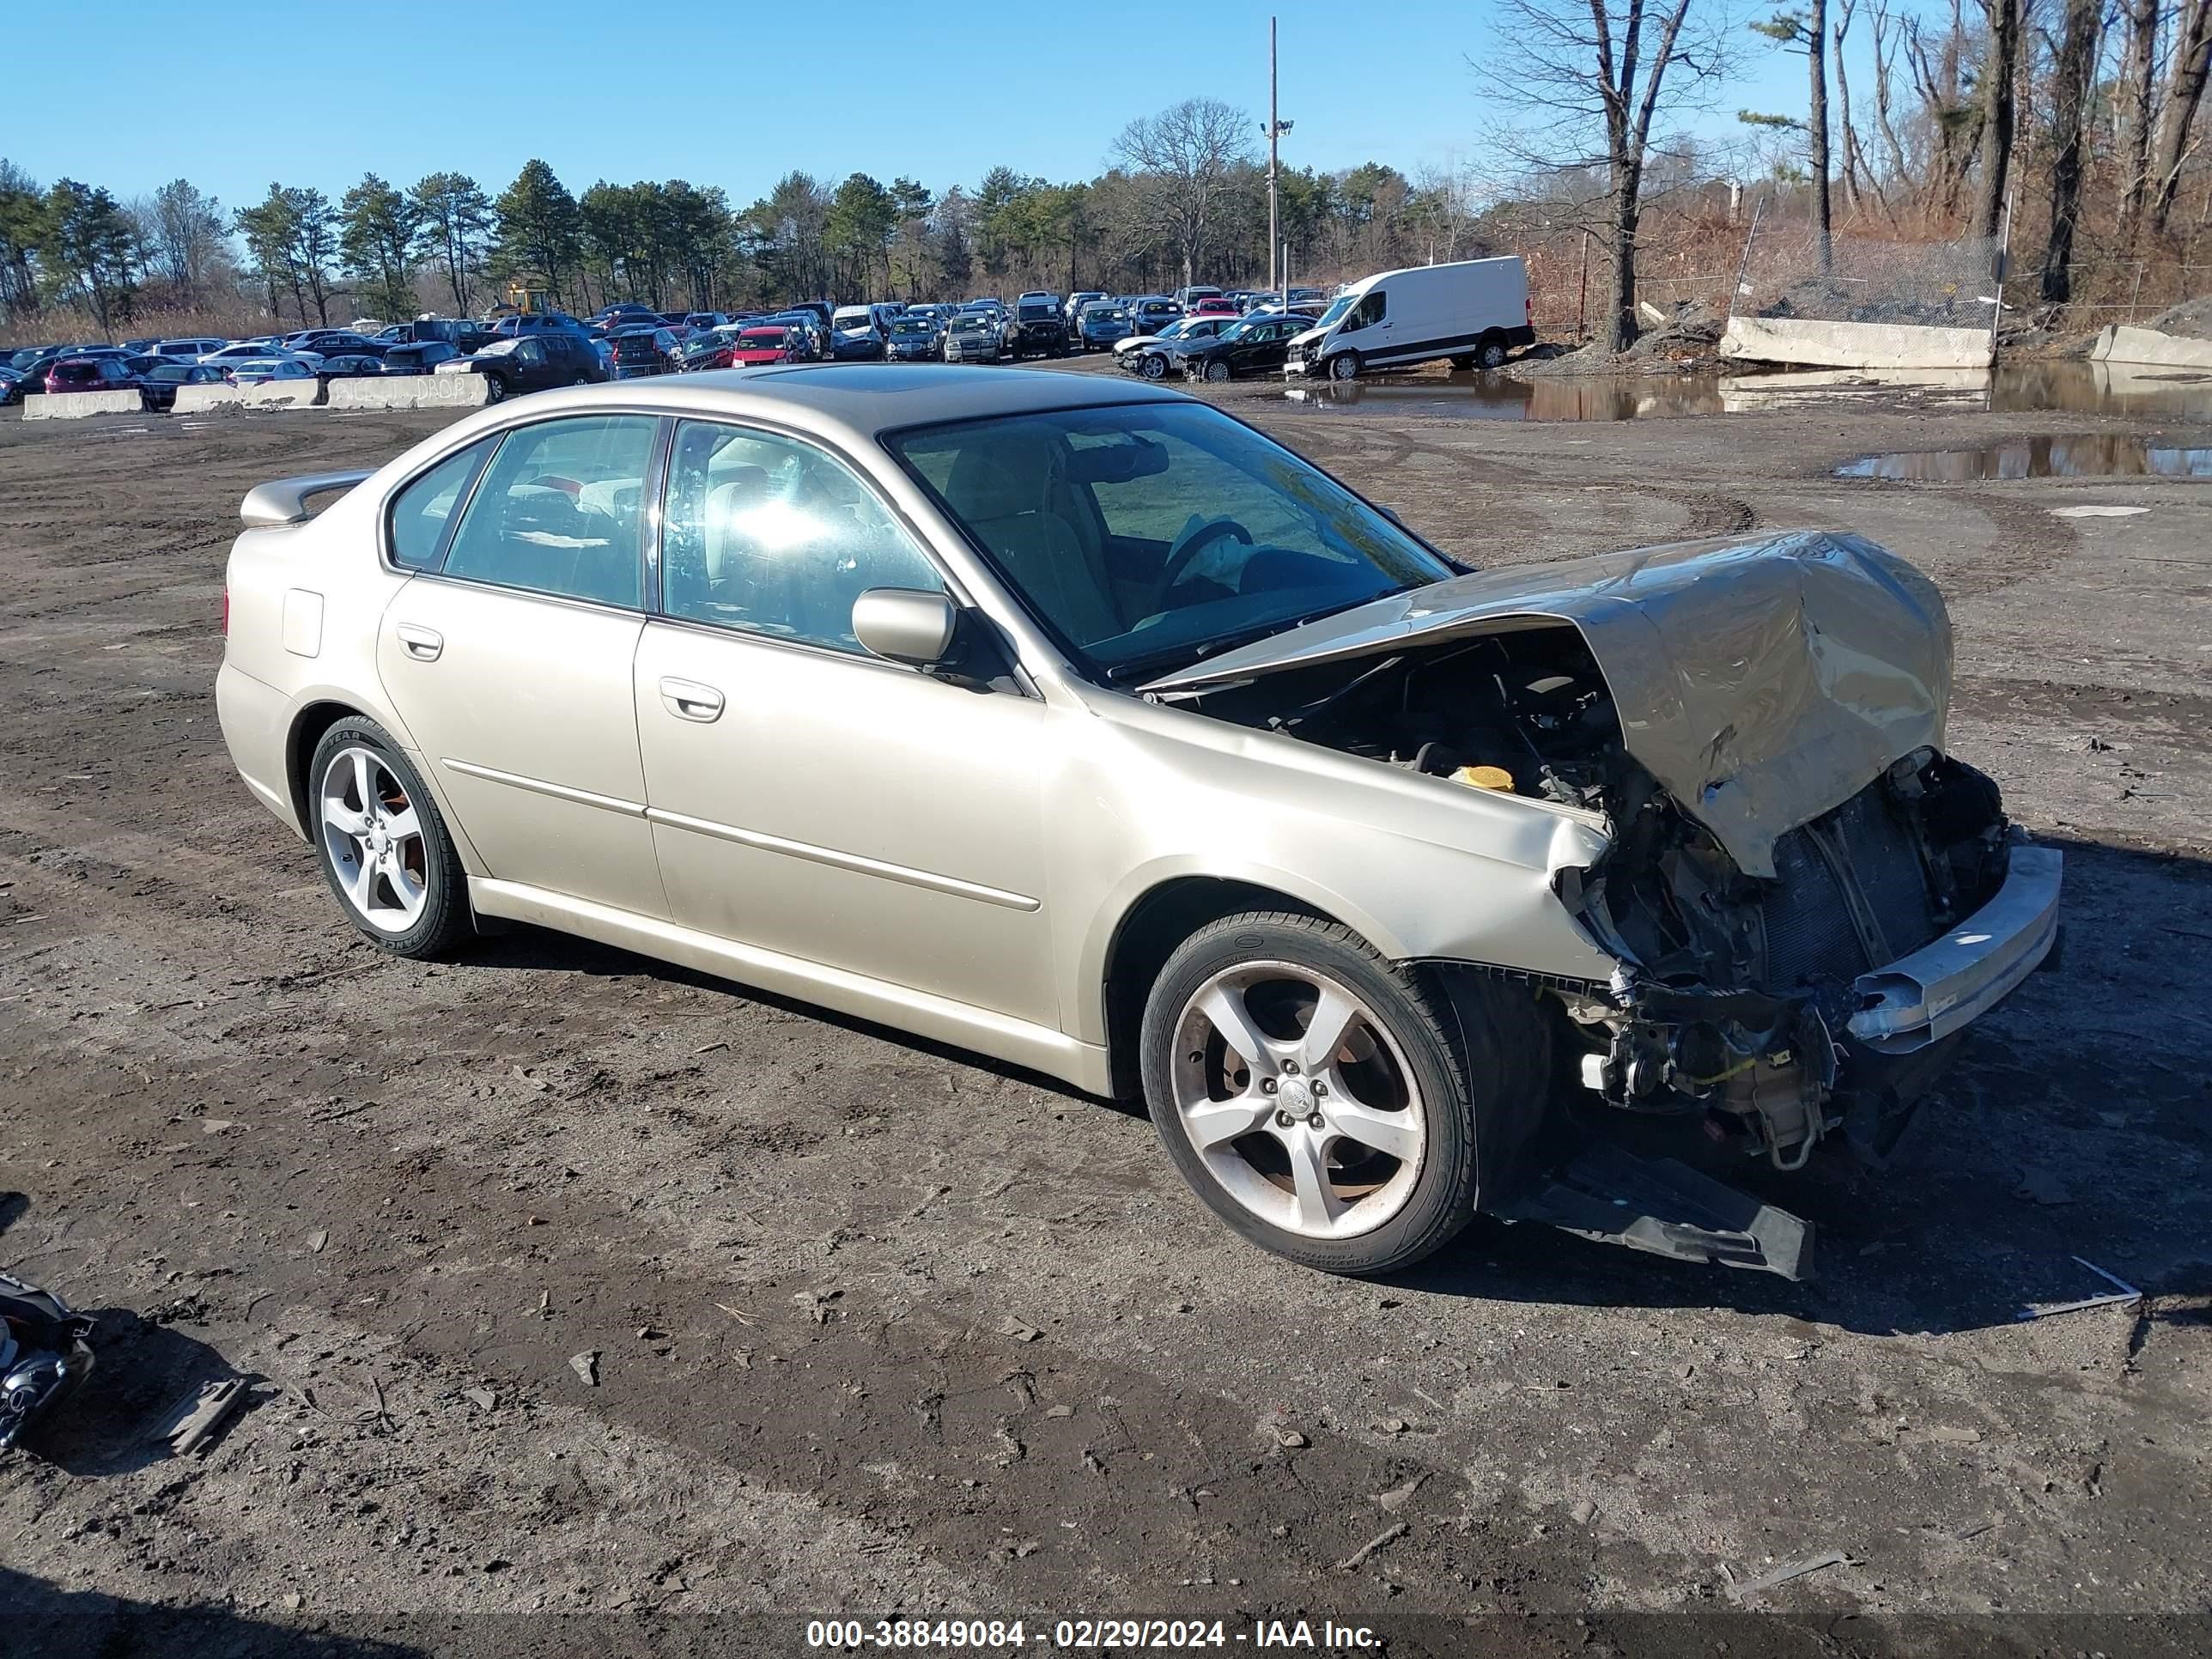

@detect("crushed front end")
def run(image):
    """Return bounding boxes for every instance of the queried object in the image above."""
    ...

[1145,530,2066,1273]
[1557,746,2062,1172]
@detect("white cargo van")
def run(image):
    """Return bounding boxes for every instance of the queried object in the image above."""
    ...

[1285,257,1534,380]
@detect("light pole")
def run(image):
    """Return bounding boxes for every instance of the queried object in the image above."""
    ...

[1262,17,1293,295]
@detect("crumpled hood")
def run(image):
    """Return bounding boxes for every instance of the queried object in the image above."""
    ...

[1142,529,1952,878]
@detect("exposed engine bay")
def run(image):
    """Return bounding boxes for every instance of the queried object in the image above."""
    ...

[1177,621,2019,1173]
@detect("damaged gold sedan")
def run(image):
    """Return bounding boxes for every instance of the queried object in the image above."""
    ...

[216,368,2061,1279]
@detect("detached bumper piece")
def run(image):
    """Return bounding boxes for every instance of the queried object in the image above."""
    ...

[1848,841,2063,1054]
[0,1269,97,1453]
[1500,1141,1814,1280]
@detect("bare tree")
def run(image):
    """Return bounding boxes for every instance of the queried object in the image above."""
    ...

[1486,0,1734,350]
[2040,0,2102,298]
[1748,0,1834,266]
[1832,0,1883,212]
[1112,98,1255,289]
[2118,0,2162,236]
[1868,1,1913,189]
[1975,0,2022,240]
[2148,0,2212,234]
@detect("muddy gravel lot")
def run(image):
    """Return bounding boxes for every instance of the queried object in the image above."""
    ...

[2,380,2209,1658]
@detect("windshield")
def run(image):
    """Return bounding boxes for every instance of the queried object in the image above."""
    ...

[834,314,872,331]
[1083,306,1126,321]
[885,402,1452,680]
[1017,303,1055,319]
[479,338,521,356]
[891,319,933,336]
[1316,294,1358,328]
[738,330,788,348]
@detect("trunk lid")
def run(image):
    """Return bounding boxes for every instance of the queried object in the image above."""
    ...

[1140,529,1952,878]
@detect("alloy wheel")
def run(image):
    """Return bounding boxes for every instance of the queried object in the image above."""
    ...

[318,745,430,934]
[1169,962,1426,1239]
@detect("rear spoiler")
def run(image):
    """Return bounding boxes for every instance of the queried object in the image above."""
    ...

[240,469,374,529]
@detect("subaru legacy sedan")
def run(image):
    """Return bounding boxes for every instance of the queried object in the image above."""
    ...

[216,367,2060,1279]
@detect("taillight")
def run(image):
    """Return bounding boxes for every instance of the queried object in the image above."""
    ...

[221,587,229,636]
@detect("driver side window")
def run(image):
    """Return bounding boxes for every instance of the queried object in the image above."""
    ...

[1346,290,1386,331]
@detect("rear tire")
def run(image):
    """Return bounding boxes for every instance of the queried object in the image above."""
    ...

[1140,912,1550,1276]
[307,718,474,960]
[1477,335,1510,370]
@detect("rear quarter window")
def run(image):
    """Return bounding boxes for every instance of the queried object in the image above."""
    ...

[386,435,500,571]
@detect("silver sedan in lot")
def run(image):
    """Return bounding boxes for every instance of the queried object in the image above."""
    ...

[217,367,2061,1278]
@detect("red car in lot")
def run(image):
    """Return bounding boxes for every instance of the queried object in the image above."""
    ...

[1188,297,1240,318]
[44,356,140,395]
[728,325,804,367]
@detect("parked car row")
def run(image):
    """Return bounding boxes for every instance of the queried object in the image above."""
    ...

[4,260,1538,410]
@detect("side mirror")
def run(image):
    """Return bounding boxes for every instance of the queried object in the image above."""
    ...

[853,587,959,668]
[1376,504,1408,528]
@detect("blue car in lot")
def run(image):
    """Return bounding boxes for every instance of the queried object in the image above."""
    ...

[1075,301,1135,352]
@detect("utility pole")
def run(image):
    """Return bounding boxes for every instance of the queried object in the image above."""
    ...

[1261,18,1293,295]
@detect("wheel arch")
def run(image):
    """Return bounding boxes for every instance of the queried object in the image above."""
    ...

[284,698,370,834]
[1097,873,1378,1100]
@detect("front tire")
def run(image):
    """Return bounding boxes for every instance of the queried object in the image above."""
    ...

[1328,351,1362,382]
[1204,360,1231,383]
[1139,912,1548,1276]
[482,375,507,404]
[1140,353,1168,380]
[308,719,473,959]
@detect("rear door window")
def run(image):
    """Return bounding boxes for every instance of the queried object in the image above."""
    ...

[440,416,659,607]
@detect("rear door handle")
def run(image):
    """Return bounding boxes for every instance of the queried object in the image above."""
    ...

[395,623,443,661]
[659,676,724,722]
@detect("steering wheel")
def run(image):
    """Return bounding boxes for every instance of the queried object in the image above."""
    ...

[1146,517,1254,615]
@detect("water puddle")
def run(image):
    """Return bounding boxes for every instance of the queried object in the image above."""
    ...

[1835,437,2212,481]
[1283,359,2212,422]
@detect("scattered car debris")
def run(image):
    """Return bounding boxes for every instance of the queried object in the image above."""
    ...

[462,1387,497,1413]
[1375,1474,1427,1513]
[2018,1257,2144,1321]
[1332,1521,1408,1571]
[994,1316,1042,1343]
[2049,505,2149,518]
[0,1269,98,1453]
[307,1229,329,1253]
[569,1351,599,1386]
[1729,1548,1850,1601]
[150,1375,248,1457]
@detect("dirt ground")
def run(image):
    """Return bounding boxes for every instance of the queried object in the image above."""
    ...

[2,378,2209,1659]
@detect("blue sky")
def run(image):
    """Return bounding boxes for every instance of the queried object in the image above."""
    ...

[11,0,1823,210]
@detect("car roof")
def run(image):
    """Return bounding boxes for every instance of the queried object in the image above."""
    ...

[458,364,1191,447]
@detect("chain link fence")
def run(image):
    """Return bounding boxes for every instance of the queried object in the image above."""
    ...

[1729,221,2005,329]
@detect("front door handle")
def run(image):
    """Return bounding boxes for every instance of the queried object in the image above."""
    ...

[659,676,725,722]
[396,623,443,661]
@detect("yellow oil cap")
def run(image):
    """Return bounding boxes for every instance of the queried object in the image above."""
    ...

[1453,764,1515,792]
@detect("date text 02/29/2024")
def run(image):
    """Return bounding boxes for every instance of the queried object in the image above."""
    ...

[804,1619,1383,1650]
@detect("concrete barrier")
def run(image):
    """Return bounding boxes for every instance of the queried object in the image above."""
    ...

[240,378,325,409]
[2089,324,2212,369]
[172,384,248,415]
[328,374,492,412]
[22,388,144,421]
[1720,315,1993,370]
